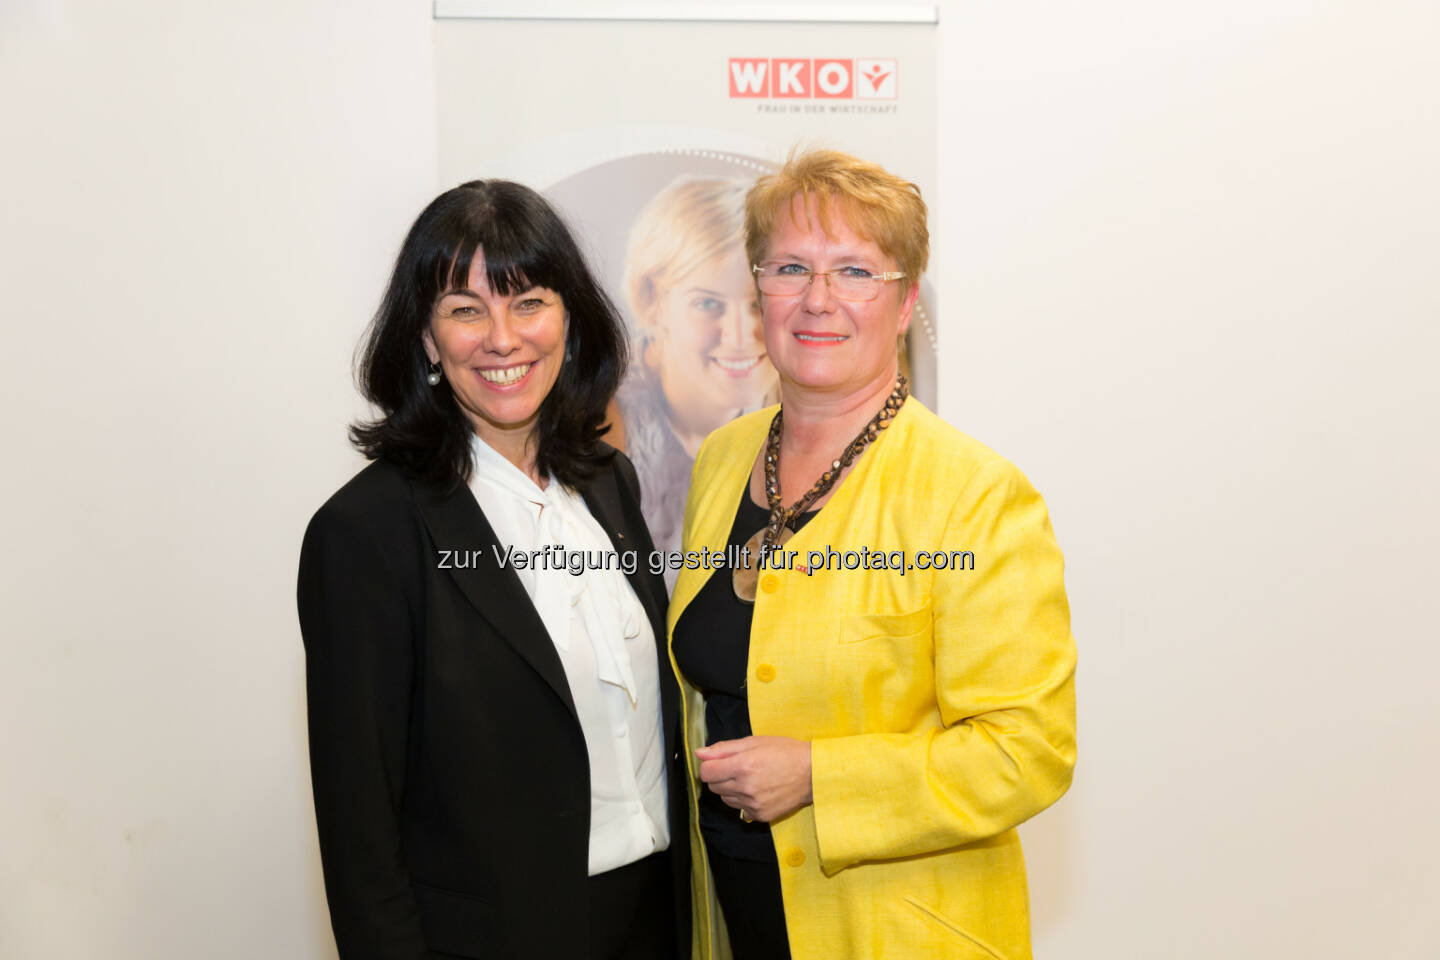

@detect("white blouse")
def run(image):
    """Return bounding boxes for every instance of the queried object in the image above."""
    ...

[467,435,669,876]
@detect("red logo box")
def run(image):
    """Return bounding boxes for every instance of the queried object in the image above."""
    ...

[770,58,812,98]
[813,59,853,99]
[728,58,770,98]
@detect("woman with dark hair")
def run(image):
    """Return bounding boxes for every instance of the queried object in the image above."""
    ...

[298,180,688,960]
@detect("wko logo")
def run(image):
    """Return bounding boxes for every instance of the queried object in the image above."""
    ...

[728,59,897,100]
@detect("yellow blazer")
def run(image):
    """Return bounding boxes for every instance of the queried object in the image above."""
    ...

[666,399,1077,960]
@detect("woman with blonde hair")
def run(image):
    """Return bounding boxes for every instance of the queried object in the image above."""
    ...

[613,176,778,580]
[667,150,1077,959]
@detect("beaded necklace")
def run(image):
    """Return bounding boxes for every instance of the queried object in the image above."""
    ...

[732,375,909,603]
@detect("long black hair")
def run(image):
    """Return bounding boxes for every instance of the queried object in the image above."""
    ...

[350,180,627,491]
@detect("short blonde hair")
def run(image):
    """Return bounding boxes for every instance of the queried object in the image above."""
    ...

[745,148,929,293]
[624,176,749,337]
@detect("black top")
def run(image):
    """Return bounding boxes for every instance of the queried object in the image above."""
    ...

[672,492,817,861]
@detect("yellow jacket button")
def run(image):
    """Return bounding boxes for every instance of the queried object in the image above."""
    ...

[784,848,806,867]
[756,663,776,683]
[760,573,780,593]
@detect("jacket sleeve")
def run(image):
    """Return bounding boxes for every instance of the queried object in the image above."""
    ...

[297,502,430,959]
[809,457,1078,873]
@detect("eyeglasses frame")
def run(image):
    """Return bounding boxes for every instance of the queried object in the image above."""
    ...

[751,263,907,302]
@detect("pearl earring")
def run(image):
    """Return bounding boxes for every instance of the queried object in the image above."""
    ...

[426,362,443,386]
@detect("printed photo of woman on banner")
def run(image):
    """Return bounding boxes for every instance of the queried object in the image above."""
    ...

[611,175,778,583]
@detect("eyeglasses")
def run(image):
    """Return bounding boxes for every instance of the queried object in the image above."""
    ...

[752,263,906,302]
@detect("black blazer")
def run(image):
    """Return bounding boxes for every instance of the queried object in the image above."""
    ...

[297,448,689,960]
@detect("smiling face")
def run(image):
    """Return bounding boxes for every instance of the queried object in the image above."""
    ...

[649,247,777,425]
[759,194,918,400]
[423,253,567,465]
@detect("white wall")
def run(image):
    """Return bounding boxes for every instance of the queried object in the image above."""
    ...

[0,2,436,956]
[1,1,1435,957]
[938,3,1440,956]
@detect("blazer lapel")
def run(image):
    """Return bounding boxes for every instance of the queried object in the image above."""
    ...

[579,468,666,646]
[415,480,579,724]
[666,412,772,636]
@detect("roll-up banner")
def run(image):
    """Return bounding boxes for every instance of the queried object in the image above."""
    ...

[435,3,939,578]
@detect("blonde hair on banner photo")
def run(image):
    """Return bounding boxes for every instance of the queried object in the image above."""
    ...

[625,175,750,337]
[744,146,930,295]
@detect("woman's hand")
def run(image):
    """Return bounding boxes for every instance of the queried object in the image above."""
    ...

[695,736,813,823]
